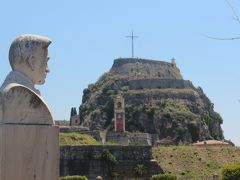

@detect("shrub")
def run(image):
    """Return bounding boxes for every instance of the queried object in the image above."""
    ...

[110,171,120,179]
[102,149,117,166]
[102,149,118,177]
[221,162,240,180]
[134,164,146,177]
[60,175,88,180]
[150,173,177,180]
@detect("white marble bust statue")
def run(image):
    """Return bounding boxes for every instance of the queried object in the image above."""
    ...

[0,34,54,125]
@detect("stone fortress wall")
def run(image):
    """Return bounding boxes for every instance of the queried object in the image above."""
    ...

[60,145,162,179]
[110,58,195,91]
[110,58,183,80]
[129,79,194,90]
[106,131,152,146]
[115,79,194,90]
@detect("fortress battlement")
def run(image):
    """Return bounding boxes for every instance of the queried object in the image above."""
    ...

[112,58,172,66]
[110,58,183,80]
[128,79,194,90]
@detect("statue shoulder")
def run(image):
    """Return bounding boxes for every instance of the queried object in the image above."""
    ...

[1,83,54,125]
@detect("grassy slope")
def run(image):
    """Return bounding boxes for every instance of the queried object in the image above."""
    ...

[153,146,240,179]
[60,132,101,145]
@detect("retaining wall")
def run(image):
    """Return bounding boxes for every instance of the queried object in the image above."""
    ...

[60,145,162,180]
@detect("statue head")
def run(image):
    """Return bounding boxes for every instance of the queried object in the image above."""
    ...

[9,34,52,85]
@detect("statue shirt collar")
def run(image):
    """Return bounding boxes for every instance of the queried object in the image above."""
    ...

[1,71,40,95]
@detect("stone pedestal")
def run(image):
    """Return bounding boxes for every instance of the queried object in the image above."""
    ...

[0,124,59,180]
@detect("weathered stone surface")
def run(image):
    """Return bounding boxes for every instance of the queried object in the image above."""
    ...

[106,131,152,145]
[0,95,2,122]
[128,79,194,90]
[0,84,53,124]
[0,125,59,180]
[60,145,162,179]
[110,58,183,79]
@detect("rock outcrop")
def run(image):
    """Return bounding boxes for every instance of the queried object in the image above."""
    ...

[79,58,224,144]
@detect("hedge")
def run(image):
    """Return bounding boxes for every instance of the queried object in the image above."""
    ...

[151,173,177,180]
[60,175,88,180]
[221,162,240,180]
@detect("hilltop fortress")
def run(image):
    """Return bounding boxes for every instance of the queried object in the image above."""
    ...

[110,58,182,79]
[79,58,224,145]
[111,58,193,90]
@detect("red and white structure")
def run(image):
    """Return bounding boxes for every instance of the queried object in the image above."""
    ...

[114,95,125,132]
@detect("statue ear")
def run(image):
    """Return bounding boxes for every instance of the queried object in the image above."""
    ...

[26,55,35,71]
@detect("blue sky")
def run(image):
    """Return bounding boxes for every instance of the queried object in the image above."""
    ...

[0,0,240,145]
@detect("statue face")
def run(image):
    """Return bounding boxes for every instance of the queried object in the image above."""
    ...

[31,48,50,85]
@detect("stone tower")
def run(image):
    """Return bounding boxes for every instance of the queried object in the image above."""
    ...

[70,107,80,126]
[114,95,125,132]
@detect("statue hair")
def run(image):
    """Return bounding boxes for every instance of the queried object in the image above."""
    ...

[9,34,51,70]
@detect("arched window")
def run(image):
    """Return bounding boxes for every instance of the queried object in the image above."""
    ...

[117,102,122,108]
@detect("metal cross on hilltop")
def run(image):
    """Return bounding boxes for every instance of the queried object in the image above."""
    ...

[126,31,139,58]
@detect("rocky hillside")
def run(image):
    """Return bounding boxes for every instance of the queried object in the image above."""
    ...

[79,58,224,144]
